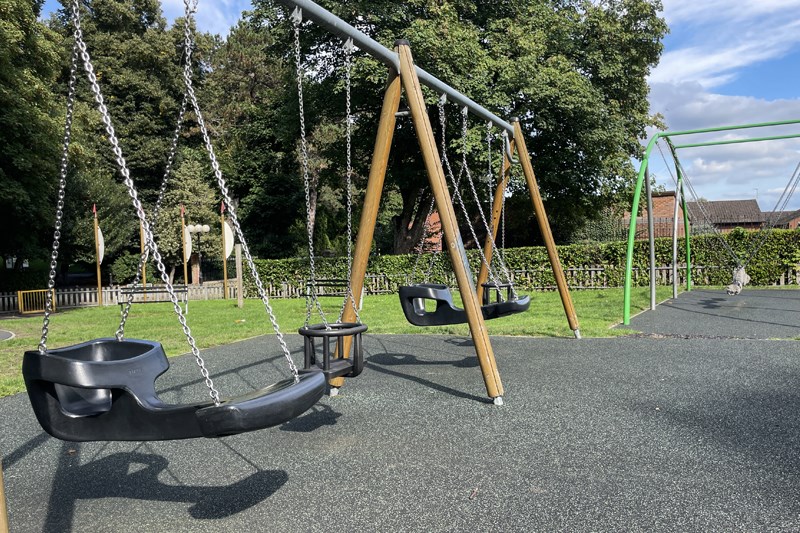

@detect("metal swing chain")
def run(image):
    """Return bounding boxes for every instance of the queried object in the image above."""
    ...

[486,121,493,214]
[741,160,800,268]
[662,140,740,267]
[67,0,221,404]
[293,11,329,329]
[181,0,299,380]
[456,106,516,299]
[486,121,515,296]
[438,100,506,297]
[410,196,438,283]
[39,40,80,354]
[117,92,189,340]
[338,38,361,324]
[655,140,732,271]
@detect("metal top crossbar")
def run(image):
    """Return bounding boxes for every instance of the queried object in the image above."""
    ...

[273,0,515,135]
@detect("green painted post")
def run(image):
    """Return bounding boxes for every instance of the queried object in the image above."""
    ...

[681,177,691,291]
[623,134,661,325]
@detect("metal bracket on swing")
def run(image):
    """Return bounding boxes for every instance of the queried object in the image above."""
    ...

[501,130,518,164]
[290,6,303,23]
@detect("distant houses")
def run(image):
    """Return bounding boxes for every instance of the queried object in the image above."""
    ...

[624,191,800,239]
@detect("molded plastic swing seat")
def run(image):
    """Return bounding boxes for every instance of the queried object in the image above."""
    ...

[22,338,325,442]
[299,322,367,379]
[399,283,531,327]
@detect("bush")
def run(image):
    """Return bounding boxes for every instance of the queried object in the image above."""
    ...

[242,229,800,293]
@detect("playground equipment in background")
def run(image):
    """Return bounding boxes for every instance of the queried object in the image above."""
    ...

[622,119,800,324]
[399,97,530,327]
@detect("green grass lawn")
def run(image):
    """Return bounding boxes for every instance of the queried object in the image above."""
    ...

[0,286,671,397]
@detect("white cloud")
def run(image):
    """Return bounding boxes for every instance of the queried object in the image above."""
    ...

[645,1,800,211]
[161,0,251,36]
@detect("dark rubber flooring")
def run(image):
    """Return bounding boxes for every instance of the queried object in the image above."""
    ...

[2,332,800,532]
[621,288,800,339]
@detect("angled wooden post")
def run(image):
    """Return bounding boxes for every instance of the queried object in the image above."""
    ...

[332,69,402,389]
[0,459,8,533]
[397,40,503,401]
[511,118,581,338]
[476,145,514,304]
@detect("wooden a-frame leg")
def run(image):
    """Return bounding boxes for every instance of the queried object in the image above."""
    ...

[331,69,402,389]
[397,40,503,400]
[511,119,580,338]
[0,458,9,533]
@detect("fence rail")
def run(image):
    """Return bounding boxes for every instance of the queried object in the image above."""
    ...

[3,265,800,314]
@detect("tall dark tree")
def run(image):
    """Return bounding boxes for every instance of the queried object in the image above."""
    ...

[44,0,217,277]
[0,0,62,264]
[241,0,667,252]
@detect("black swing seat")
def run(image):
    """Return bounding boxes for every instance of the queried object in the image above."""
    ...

[299,322,367,379]
[398,283,531,327]
[22,338,325,442]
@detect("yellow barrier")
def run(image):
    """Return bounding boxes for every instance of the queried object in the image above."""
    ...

[17,289,55,315]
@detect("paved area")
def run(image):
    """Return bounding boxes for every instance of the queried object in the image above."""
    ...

[0,330,13,341]
[2,332,800,532]
[621,288,800,339]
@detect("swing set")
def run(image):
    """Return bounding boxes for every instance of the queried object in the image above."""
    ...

[21,0,581,447]
[275,0,581,404]
[622,118,800,325]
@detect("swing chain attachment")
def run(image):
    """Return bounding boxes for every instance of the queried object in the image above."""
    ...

[61,0,221,404]
[293,10,328,329]
[39,40,80,354]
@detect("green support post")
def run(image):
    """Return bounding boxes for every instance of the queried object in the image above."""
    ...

[623,117,800,323]
[622,134,661,325]
[681,177,691,291]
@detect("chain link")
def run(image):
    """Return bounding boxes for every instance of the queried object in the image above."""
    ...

[486,121,493,214]
[39,41,80,354]
[178,0,299,380]
[338,39,361,323]
[293,15,328,328]
[459,108,517,299]
[439,102,508,300]
[64,0,221,403]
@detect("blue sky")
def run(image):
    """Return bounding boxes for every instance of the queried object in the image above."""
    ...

[648,0,800,212]
[43,0,800,211]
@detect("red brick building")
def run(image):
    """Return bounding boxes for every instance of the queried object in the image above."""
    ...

[624,193,778,239]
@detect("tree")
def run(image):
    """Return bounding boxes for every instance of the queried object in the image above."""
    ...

[0,0,62,263]
[43,0,217,276]
[155,148,220,280]
[243,0,667,251]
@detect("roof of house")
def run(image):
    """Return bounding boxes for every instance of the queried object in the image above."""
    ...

[685,199,765,225]
[764,209,800,226]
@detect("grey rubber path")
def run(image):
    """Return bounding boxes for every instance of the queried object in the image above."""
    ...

[621,288,800,339]
[2,332,799,532]
[0,330,12,341]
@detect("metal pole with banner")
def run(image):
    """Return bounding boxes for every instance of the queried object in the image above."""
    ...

[181,205,191,286]
[93,204,104,305]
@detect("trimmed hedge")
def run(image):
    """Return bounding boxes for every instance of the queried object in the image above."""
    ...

[243,229,800,293]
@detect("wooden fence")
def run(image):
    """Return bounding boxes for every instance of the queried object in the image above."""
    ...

[3,265,800,314]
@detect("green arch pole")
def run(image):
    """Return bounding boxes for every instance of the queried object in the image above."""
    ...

[681,176,691,290]
[623,118,800,324]
[623,134,661,324]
